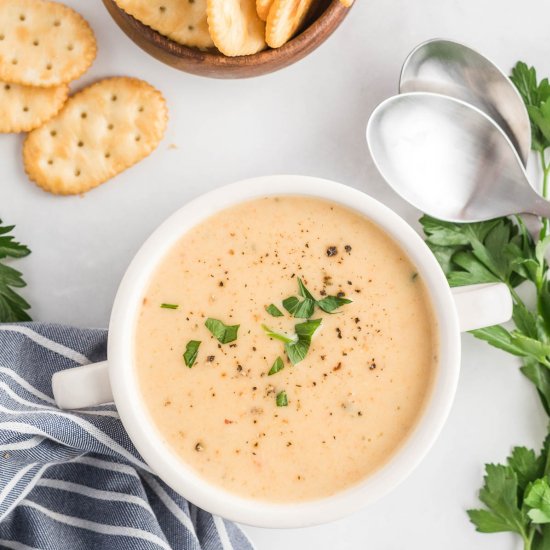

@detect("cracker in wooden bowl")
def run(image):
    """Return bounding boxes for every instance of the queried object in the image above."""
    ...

[207,0,265,57]
[113,0,213,49]
[256,0,273,21]
[0,0,96,87]
[0,80,68,133]
[23,77,168,195]
[266,0,314,49]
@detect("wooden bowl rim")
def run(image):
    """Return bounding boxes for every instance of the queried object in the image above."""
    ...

[104,0,350,69]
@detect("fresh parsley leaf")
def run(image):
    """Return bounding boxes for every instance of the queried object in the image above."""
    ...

[205,318,239,344]
[317,295,353,313]
[282,296,300,315]
[262,319,322,365]
[420,215,530,289]
[268,356,284,376]
[297,278,315,300]
[292,299,316,318]
[472,326,550,363]
[183,340,201,368]
[285,319,322,364]
[266,304,284,317]
[283,279,316,318]
[467,464,528,536]
[513,302,540,340]
[284,278,352,318]
[285,338,311,365]
[161,303,179,310]
[276,390,288,407]
[262,324,294,344]
[0,220,31,322]
[526,479,550,524]
[294,318,322,338]
[522,359,550,416]
[507,447,544,494]
[511,62,550,151]
[539,281,550,336]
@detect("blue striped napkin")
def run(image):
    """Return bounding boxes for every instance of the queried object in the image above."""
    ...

[0,323,254,550]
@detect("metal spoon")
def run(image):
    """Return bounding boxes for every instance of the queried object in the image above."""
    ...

[399,39,531,166]
[366,92,550,222]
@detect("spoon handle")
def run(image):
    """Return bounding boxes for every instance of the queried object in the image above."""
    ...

[529,196,550,220]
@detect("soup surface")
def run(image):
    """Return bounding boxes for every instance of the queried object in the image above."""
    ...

[135,196,437,502]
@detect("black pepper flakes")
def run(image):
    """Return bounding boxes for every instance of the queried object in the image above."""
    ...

[195,442,204,452]
[326,246,338,257]
[337,291,345,298]
[344,245,352,253]
[336,328,342,339]
[207,355,215,362]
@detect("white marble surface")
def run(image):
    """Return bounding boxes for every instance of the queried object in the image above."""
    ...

[2,1,549,548]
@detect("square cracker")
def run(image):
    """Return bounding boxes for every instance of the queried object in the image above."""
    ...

[207,0,265,56]
[23,77,168,195]
[0,0,96,87]
[113,0,214,49]
[0,80,68,133]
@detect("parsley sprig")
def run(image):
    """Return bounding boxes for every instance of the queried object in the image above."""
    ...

[0,220,31,322]
[282,278,352,318]
[262,318,322,365]
[420,62,550,550]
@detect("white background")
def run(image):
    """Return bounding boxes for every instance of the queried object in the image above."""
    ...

[1,1,549,548]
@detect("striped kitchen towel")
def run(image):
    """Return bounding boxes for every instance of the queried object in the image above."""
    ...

[0,323,254,550]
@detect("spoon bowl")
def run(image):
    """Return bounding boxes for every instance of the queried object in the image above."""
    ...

[400,39,531,166]
[366,92,550,222]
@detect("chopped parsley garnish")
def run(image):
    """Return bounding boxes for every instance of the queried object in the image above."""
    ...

[268,356,284,376]
[286,319,322,364]
[261,324,294,344]
[276,390,288,407]
[316,295,353,313]
[283,278,351,319]
[263,318,322,365]
[205,318,239,344]
[265,304,284,317]
[183,340,201,367]
[160,303,179,310]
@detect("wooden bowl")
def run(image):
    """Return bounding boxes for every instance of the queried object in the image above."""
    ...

[102,0,351,79]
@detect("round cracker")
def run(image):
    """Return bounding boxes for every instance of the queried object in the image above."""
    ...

[207,0,266,57]
[266,0,314,49]
[0,80,68,133]
[113,0,214,49]
[0,0,96,87]
[23,77,168,195]
[256,0,273,21]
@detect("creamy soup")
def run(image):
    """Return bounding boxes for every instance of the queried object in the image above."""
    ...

[135,196,437,502]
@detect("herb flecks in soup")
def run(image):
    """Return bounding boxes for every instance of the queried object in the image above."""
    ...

[135,196,437,502]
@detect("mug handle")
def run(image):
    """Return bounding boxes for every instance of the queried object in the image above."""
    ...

[52,361,112,410]
[451,282,512,332]
[52,282,513,410]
